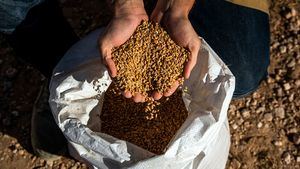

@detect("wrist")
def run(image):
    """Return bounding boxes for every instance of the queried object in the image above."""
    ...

[168,0,194,18]
[114,0,146,17]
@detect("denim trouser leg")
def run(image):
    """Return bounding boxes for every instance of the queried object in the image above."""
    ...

[190,0,270,98]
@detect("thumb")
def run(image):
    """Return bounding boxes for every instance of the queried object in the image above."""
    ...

[150,0,170,23]
[184,39,201,79]
[99,40,117,77]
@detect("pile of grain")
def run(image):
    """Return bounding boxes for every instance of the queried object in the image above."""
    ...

[112,20,190,96]
[100,21,190,154]
[100,84,188,154]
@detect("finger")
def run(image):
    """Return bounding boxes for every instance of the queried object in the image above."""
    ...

[152,91,163,100]
[150,0,169,23]
[184,40,201,79]
[132,93,145,103]
[122,90,132,98]
[104,56,117,77]
[164,81,180,97]
[100,41,117,77]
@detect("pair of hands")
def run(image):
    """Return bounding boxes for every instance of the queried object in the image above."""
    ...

[99,0,200,102]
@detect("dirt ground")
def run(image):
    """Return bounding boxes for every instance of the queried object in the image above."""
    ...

[0,0,299,169]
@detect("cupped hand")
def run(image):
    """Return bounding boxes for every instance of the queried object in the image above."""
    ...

[151,1,201,100]
[99,11,148,102]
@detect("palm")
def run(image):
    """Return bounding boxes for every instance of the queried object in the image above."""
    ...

[104,14,148,47]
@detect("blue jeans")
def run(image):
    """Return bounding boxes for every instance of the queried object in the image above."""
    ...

[190,0,270,98]
[0,0,44,33]
[1,0,270,98]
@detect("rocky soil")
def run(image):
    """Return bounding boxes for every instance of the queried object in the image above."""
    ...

[0,0,299,168]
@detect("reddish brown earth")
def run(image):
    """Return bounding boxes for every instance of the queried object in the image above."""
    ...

[0,0,299,168]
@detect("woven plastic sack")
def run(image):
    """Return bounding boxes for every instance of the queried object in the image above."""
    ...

[49,28,235,169]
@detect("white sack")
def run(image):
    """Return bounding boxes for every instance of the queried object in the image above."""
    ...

[49,28,235,169]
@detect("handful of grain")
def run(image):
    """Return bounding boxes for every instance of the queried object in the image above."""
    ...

[100,84,188,154]
[112,20,190,96]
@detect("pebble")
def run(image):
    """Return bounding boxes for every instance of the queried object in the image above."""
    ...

[275,107,285,119]
[60,164,67,169]
[283,83,291,90]
[71,166,77,169]
[231,158,242,168]
[297,156,300,163]
[282,152,291,164]
[295,79,300,87]
[291,66,300,79]
[293,133,300,145]
[257,122,263,128]
[274,140,283,146]
[241,109,250,118]
[46,160,53,167]
[256,106,266,114]
[288,128,298,134]
[280,46,287,53]
[291,8,297,17]
[277,88,283,97]
[237,118,244,125]
[285,12,292,19]
[18,150,25,156]
[287,59,296,67]
[288,93,294,101]
[264,113,273,121]
[232,123,238,130]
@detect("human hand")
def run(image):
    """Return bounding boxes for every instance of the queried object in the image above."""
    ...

[99,0,148,102]
[151,0,200,100]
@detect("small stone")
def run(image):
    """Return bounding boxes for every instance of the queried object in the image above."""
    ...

[295,79,300,87]
[280,46,287,53]
[283,83,291,90]
[287,59,296,67]
[15,143,20,148]
[293,133,300,145]
[244,121,250,128]
[12,149,17,153]
[275,107,285,119]
[274,140,283,146]
[31,156,37,163]
[46,160,53,167]
[71,166,77,169]
[237,118,244,125]
[256,106,266,114]
[282,152,291,164]
[251,100,257,106]
[241,109,250,118]
[289,93,294,102]
[232,123,238,130]
[267,77,275,84]
[257,122,263,128]
[264,113,273,121]
[291,66,300,80]
[285,12,292,19]
[231,158,241,168]
[18,150,25,156]
[296,156,300,163]
[291,8,297,17]
[277,88,284,97]
[288,128,297,134]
